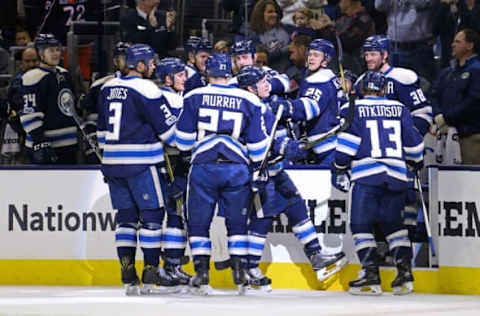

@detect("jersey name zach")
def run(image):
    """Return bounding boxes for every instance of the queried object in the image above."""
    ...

[201,95,242,110]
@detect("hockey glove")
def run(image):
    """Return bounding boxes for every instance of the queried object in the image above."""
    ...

[269,98,294,119]
[406,160,424,172]
[167,177,187,201]
[281,139,308,162]
[330,162,350,193]
[252,169,269,193]
[32,142,57,164]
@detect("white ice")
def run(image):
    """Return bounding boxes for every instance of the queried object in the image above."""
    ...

[0,286,478,316]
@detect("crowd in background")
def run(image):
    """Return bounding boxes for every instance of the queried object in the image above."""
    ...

[0,0,479,165]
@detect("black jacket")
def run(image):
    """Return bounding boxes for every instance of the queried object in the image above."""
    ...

[120,8,176,59]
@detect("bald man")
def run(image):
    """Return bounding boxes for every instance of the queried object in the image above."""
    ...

[8,47,39,113]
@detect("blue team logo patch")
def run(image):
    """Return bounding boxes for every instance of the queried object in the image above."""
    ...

[57,88,75,117]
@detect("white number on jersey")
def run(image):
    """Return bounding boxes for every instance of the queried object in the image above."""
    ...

[305,87,322,101]
[63,4,86,27]
[23,94,37,108]
[106,102,122,141]
[409,88,426,106]
[198,108,243,140]
[366,119,402,158]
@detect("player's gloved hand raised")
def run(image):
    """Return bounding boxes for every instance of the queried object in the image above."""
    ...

[406,160,424,172]
[269,97,293,119]
[330,162,350,193]
[167,177,187,201]
[283,139,308,162]
[252,170,269,192]
[32,142,57,164]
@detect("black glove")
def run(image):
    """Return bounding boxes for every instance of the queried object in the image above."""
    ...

[406,160,424,172]
[330,162,350,193]
[32,142,57,164]
[167,177,187,201]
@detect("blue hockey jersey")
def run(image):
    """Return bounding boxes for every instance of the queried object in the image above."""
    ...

[229,66,291,96]
[292,68,344,158]
[20,66,78,149]
[335,96,424,191]
[97,75,176,178]
[175,83,268,166]
[355,67,432,136]
[184,65,207,94]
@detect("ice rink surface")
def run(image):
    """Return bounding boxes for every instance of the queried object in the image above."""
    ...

[0,286,478,316]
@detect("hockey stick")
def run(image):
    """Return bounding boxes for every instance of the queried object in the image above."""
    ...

[68,94,102,161]
[214,104,285,270]
[304,96,355,150]
[163,149,183,217]
[415,171,436,257]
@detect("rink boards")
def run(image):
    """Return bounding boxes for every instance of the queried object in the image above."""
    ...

[0,165,479,295]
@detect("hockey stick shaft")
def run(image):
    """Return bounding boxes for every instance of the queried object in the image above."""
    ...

[164,149,183,216]
[70,96,102,161]
[415,171,436,257]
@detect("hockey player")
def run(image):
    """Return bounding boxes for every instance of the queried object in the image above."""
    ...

[175,53,269,295]
[81,41,131,163]
[20,33,78,164]
[154,57,192,285]
[97,43,179,296]
[184,38,212,94]
[229,40,291,96]
[331,70,424,295]
[269,39,345,166]
[355,35,433,240]
[237,66,347,290]
[355,35,432,136]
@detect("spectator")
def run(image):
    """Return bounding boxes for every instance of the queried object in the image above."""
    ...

[221,0,256,34]
[278,0,308,25]
[375,0,438,82]
[120,0,177,59]
[458,0,480,34]
[213,40,231,53]
[286,35,311,93]
[256,45,270,67]
[336,0,375,75]
[291,8,318,38]
[15,28,31,47]
[433,1,459,68]
[431,29,480,164]
[249,0,292,72]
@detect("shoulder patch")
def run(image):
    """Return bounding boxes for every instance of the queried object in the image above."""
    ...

[90,75,115,89]
[22,68,49,86]
[185,65,198,79]
[386,67,418,85]
[306,68,336,84]
[162,90,183,109]
[56,66,69,73]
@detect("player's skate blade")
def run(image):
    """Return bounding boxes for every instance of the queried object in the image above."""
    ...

[188,284,212,296]
[348,284,383,296]
[314,253,348,281]
[124,284,140,296]
[140,284,181,295]
[392,281,413,295]
[246,268,272,292]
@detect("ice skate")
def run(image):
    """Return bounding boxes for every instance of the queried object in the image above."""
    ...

[121,262,140,296]
[230,258,248,295]
[189,270,212,296]
[348,267,382,296]
[140,265,180,295]
[392,261,414,295]
[246,267,272,292]
[164,263,192,286]
[309,251,348,281]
